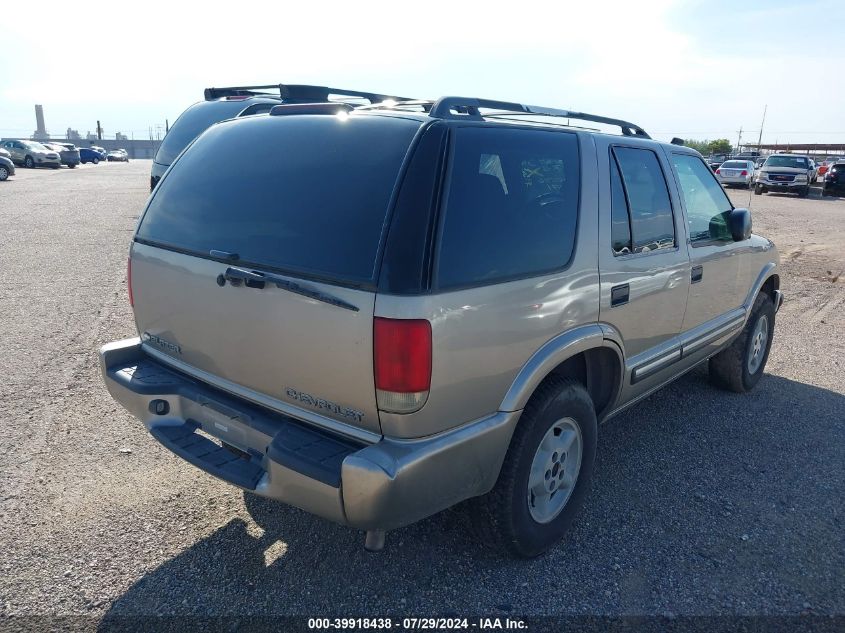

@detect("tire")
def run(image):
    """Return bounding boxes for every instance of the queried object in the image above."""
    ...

[709,293,775,393]
[754,184,764,195]
[469,377,597,557]
[92,157,99,165]
[24,156,34,169]
[798,187,809,198]
[69,164,76,169]
[0,165,8,181]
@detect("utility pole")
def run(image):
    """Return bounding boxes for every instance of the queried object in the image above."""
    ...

[755,106,767,153]
[735,127,743,153]
[165,119,169,134]
[97,120,103,141]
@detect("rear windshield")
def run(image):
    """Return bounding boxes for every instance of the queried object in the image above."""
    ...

[138,114,420,285]
[721,161,748,168]
[154,99,277,165]
[765,156,809,169]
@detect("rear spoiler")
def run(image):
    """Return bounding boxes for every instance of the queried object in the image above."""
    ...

[204,84,414,104]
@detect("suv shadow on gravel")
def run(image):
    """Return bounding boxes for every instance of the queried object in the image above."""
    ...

[96,373,845,626]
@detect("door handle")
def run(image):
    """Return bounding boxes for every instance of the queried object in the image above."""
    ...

[611,284,630,307]
[691,265,704,283]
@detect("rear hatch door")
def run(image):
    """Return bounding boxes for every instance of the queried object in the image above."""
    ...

[132,114,422,436]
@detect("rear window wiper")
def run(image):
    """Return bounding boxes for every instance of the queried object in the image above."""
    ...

[222,267,360,312]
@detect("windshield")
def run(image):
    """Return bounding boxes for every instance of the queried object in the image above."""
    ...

[765,156,809,169]
[154,99,277,165]
[138,114,420,285]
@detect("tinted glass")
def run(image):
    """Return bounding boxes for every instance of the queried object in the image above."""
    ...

[671,154,733,244]
[721,161,749,168]
[437,126,580,289]
[155,99,277,165]
[138,115,420,284]
[613,147,675,252]
[765,156,809,169]
[610,156,632,255]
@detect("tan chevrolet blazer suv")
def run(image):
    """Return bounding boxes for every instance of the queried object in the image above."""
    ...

[100,96,782,557]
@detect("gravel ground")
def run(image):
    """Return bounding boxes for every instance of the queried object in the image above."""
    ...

[0,162,842,629]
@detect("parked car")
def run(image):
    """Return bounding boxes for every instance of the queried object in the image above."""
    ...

[107,149,129,162]
[0,140,61,168]
[41,142,81,168]
[0,148,15,181]
[79,147,104,164]
[150,83,414,190]
[822,161,845,197]
[101,96,781,557]
[715,159,755,188]
[754,154,814,196]
[707,154,728,171]
[817,157,842,179]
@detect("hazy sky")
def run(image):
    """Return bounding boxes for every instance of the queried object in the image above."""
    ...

[1,0,843,145]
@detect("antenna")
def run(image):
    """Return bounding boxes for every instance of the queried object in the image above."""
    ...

[748,105,767,208]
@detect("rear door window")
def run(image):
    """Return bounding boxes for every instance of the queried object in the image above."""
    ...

[137,115,421,285]
[611,146,675,254]
[436,126,580,289]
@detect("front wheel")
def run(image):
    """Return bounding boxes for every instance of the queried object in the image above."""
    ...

[754,184,764,195]
[92,157,99,165]
[470,377,597,557]
[709,293,775,393]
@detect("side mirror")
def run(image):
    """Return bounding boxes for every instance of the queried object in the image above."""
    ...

[729,208,752,241]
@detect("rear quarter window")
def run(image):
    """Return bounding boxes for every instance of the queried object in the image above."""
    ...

[435,126,580,290]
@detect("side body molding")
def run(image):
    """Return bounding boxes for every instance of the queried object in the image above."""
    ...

[499,324,624,413]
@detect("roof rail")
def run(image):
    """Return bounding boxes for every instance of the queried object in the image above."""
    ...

[204,85,283,100]
[428,96,650,138]
[204,84,414,104]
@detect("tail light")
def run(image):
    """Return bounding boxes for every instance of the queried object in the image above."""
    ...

[740,170,748,176]
[715,169,720,174]
[127,257,134,307]
[374,318,431,413]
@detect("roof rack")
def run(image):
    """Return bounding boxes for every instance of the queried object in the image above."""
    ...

[428,97,650,138]
[204,84,414,104]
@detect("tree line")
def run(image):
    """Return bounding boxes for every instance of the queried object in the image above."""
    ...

[683,139,734,156]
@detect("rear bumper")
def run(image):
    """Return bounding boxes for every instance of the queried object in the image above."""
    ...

[99,338,519,531]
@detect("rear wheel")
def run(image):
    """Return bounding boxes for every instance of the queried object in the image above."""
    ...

[709,293,775,393]
[470,377,597,557]
[798,186,809,198]
[24,156,34,168]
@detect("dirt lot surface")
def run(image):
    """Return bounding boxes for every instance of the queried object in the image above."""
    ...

[0,162,842,630]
